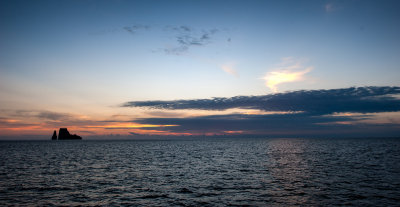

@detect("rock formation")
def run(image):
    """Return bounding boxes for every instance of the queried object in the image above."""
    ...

[51,128,82,140]
[51,130,57,140]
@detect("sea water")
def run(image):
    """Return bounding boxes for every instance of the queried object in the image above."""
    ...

[1,138,399,206]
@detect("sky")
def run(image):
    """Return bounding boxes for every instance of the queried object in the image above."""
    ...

[0,0,399,139]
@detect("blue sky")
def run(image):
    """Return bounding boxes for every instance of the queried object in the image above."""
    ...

[0,0,399,138]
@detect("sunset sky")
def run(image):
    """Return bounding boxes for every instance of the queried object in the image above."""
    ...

[1,0,399,139]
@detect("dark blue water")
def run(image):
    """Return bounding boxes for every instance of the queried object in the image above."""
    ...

[1,138,400,206]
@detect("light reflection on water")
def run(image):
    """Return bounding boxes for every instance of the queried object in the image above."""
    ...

[0,138,399,206]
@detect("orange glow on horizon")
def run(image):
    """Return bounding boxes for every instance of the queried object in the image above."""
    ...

[330,112,355,117]
[85,123,178,129]
[0,120,183,137]
[224,130,244,134]
[2,110,399,138]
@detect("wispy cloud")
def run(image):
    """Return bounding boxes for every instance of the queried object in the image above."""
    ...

[88,24,150,36]
[133,111,400,137]
[133,113,365,136]
[163,46,189,55]
[325,3,335,12]
[0,110,72,121]
[36,111,71,121]
[166,25,218,46]
[221,63,238,77]
[0,110,96,130]
[123,24,150,35]
[90,24,228,55]
[163,25,219,55]
[262,57,313,92]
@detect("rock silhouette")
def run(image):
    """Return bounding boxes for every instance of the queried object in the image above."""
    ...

[51,130,57,140]
[51,128,82,140]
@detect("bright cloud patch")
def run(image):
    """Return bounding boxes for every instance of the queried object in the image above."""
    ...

[221,63,238,77]
[263,57,313,92]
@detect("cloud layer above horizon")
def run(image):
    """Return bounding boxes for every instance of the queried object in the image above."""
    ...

[1,86,399,138]
[121,86,400,137]
[123,86,400,114]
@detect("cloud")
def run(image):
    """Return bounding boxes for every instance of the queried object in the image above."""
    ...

[36,111,71,121]
[135,113,355,130]
[166,25,218,46]
[0,117,36,128]
[122,86,400,114]
[163,46,189,55]
[325,3,335,12]
[0,110,71,121]
[221,63,238,77]
[163,25,219,55]
[129,132,142,136]
[144,110,186,118]
[0,109,101,129]
[90,24,226,55]
[123,24,150,35]
[0,109,182,137]
[126,87,400,137]
[88,24,150,36]
[133,112,400,137]
[263,57,313,92]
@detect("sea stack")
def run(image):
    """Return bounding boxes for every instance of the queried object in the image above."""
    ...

[51,130,57,140]
[51,128,82,140]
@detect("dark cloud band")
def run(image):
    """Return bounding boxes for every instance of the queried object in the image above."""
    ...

[122,86,400,114]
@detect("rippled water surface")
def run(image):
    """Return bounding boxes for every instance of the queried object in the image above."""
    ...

[1,138,400,206]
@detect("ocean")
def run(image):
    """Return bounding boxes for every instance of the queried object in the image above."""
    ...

[1,138,399,206]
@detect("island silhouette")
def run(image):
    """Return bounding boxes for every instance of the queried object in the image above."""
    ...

[51,128,82,140]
